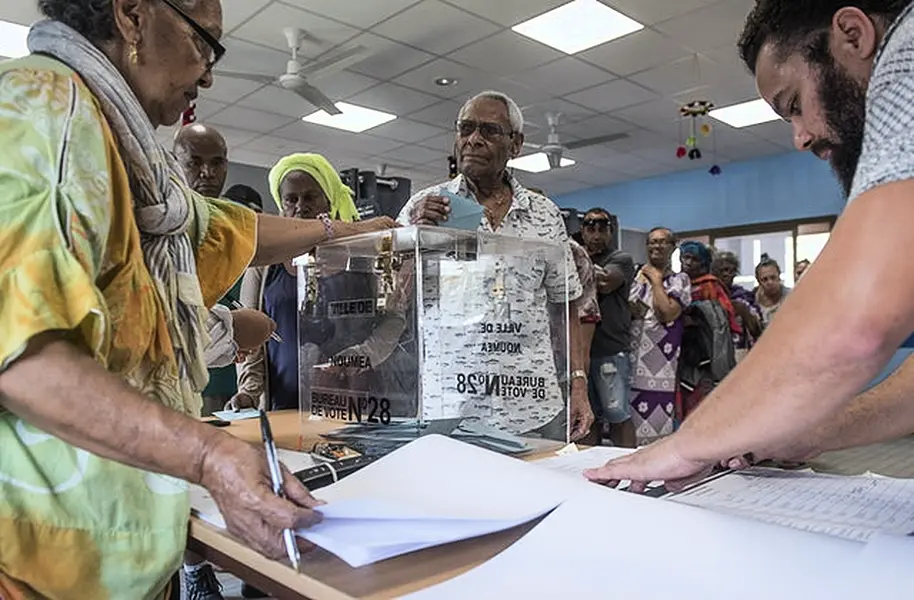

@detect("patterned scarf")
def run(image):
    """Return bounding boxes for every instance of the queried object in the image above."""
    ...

[28,20,210,392]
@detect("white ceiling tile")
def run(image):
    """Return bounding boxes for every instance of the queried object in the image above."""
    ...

[374,144,444,167]
[237,85,317,118]
[556,114,636,144]
[373,1,501,55]
[231,148,284,168]
[449,31,565,77]
[394,59,495,99]
[1,2,41,25]
[579,29,690,77]
[309,70,381,100]
[348,33,437,80]
[268,121,403,156]
[521,99,598,132]
[507,58,615,97]
[612,98,682,133]
[208,106,297,133]
[278,0,423,28]
[604,0,720,26]
[192,99,231,121]
[577,149,664,176]
[365,119,447,144]
[218,37,292,76]
[213,126,262,149]
[202,76,265,104]
[748,120,794,148]
[221,0,271,34]
[606,128,674,153]
[240,133,317,155]
[348,83,441,115]
[417,132,457,152]
[444,0,570,27]
[566,79,660,112]
[628,54,721,97]
[653,0,756,53]
[406,100,464,127]
[231,3,360,57]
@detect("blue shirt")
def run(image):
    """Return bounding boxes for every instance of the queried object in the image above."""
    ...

[263,265,300,410]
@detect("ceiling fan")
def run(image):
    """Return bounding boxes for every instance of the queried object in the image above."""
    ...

[214,27,367,116]
[523,112,629,170]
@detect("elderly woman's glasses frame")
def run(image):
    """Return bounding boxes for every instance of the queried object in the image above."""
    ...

[160,0,226,68]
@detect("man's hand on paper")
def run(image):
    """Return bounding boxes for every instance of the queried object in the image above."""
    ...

[200,434,325,559]
[569,383,594,442]
[583,435,714,493]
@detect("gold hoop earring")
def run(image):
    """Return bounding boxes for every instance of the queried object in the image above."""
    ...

[129,43,139,65]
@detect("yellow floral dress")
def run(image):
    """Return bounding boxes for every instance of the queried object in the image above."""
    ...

[0,55,256,599]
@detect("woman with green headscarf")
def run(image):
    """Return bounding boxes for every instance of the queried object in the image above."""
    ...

[268,152,361,222]
[229,154,411,413]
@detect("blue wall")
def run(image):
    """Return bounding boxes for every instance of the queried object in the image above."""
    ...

[557,152,845,232]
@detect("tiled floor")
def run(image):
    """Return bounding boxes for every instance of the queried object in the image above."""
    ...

[206,436,914,600]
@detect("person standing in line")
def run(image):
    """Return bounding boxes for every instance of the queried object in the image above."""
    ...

[712,251,763,362]
[754,254,790,328]
[580,208,636,447]
[627,228,691,446]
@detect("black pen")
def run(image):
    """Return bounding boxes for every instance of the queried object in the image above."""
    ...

[259,410,301,571]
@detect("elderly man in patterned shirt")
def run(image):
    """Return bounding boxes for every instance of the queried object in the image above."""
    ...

[587,0,914,489]
[398,91,592,441]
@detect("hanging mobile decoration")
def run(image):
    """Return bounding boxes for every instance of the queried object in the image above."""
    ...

[676,99,722,176]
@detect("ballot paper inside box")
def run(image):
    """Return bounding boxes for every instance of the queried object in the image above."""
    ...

[293,225,572,451]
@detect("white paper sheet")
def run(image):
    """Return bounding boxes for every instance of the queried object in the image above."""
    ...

[405,484,868,600]
[295,435,589,567]
[212,408,260,422]
[670,468,914,542]
[534,446,634,477]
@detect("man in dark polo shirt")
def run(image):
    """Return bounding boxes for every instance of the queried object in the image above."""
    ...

[582,208,636,447]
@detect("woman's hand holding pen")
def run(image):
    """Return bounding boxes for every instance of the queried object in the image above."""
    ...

[199,433,325,560]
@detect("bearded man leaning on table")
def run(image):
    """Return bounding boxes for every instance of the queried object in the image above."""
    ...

[0,0,395,598]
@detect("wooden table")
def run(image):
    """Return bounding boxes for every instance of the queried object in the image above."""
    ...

[189,411,561,600]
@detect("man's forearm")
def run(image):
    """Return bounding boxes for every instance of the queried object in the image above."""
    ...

[812,355,914,454]
[0,334,225,485]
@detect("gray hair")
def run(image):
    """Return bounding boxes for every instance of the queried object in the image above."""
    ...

[460,91,524,134]
[711,251,740,273]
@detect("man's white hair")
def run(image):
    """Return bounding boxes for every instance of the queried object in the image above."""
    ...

[460,91,524,134]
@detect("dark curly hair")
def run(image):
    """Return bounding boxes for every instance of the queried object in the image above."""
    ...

[38,0,196,43]
[738,0,913,74]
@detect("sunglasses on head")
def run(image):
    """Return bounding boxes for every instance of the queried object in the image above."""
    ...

[160,0,226,69]
[582,219,609,230]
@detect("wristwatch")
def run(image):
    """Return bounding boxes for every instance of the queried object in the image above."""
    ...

[571,369,588,382]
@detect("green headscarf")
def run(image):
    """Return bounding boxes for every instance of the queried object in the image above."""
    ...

[268,153,360,222]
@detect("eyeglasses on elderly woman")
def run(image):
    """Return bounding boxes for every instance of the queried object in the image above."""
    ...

[160,0,225,68]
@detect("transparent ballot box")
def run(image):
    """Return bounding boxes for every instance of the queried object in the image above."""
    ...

[295,226,571,455]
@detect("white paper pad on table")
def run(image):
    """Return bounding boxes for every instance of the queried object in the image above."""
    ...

[670,468,914,542]
[296,435,589,568]
[212,408,260,422]
[405,484,867,600]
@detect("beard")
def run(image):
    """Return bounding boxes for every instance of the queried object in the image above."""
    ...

[812,55,868,196]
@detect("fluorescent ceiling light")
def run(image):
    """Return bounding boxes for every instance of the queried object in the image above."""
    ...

[512,0,644,55]
[710,98,781,128]
[508,153,576,173]
[302,102,396,133]
[0,20,29,59]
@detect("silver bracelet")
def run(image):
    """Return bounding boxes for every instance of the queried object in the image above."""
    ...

[317,212,334,240]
